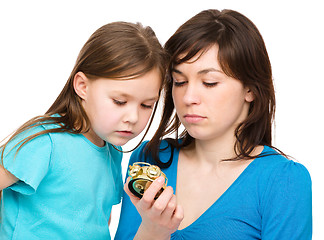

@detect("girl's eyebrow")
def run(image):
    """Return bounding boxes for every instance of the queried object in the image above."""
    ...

[145,96,159,101]
[112,91,159,101]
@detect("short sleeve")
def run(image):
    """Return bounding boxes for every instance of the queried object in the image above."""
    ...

[2,126,52,195]
[261,160,312,239]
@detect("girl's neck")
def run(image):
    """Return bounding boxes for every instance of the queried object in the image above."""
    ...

[83,129,105,147]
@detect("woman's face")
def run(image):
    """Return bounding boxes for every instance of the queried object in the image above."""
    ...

[171,45,254,142]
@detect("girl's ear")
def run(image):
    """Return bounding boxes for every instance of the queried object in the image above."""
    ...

[73,72,89,100]
[245,88,255,103]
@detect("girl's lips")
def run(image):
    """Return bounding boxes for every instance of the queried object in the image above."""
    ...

[116,131,134,137]
[184,114,206,123]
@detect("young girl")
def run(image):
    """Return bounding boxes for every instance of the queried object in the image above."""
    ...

[115,9,312,240]
[0,21,166,239]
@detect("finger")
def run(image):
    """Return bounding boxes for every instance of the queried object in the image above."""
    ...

[150,186,174,216]
[139,176,165,210]
[171,204,184,228]
[160,194,177,220]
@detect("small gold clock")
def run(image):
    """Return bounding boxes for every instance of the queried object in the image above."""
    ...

[128,162,168,199]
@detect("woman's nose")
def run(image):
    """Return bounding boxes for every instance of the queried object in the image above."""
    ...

[182,83,201,105]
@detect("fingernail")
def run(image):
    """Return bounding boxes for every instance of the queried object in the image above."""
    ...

[157,176,164,183]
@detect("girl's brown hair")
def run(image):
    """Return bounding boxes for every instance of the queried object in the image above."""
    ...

[146,9,280,167]
[1,21,166,162]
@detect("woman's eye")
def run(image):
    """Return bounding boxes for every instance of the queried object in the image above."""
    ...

[173,81,186,87]
[203,82,218,88]
[113,99,126,105]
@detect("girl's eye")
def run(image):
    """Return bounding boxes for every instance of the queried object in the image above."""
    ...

[113,99,126,105]
[141,103,153,109]
[203,82,218,88]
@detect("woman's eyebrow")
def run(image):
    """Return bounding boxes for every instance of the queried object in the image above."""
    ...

[171,68,182,74]
[197,68,223,75]
[172,67,223,75]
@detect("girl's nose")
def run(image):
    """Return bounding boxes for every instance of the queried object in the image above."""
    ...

[123,106,139,124]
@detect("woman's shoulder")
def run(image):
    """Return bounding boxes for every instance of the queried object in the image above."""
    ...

[256,145,311,184]
[257,146,312,220]
[129,139,176,164]
[133,139,174,153]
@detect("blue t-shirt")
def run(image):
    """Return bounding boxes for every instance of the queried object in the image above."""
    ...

[115,140,312,240]
[1,123,123,240]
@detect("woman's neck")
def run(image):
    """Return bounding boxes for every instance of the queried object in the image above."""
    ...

[183,137,263,169]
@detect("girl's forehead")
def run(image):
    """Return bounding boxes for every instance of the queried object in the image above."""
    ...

[92,69,161,99]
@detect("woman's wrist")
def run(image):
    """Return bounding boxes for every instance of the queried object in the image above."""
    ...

[134,224,171,240]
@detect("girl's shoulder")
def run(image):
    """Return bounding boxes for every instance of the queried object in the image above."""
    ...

[4,123,51,149]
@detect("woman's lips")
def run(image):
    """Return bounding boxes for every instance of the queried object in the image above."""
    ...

[183,114,206,123]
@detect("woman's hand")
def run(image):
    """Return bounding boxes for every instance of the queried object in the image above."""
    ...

[124,176,184,240]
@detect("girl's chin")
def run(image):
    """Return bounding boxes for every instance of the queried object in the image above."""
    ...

[107,136,132,147]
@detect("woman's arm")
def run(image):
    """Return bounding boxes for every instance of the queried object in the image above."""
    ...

[124,176,184,240]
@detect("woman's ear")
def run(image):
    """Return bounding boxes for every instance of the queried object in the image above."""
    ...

[245,88,255,103]
[73,72,89,100]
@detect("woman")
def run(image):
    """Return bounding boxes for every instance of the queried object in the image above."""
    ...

[115,9,312,240]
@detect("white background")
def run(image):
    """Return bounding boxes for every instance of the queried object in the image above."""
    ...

[0,0,323,239]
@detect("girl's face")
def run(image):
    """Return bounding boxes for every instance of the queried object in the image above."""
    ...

[75,68,161,147]
[171,45,254,142]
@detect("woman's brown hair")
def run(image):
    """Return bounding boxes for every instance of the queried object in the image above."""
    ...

[1,21,167,163]
[146,9,279,167]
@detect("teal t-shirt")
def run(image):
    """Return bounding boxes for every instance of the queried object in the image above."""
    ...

[115,140,312,240]
[1,124,123,239]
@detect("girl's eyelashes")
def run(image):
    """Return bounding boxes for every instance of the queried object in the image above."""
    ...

[113,99,154,109]
[141,103,153,109]
[113,99,126,105]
